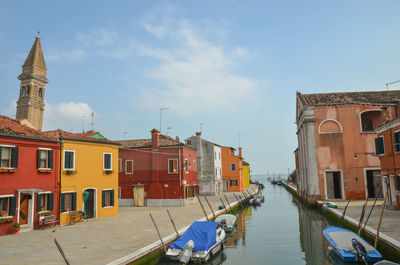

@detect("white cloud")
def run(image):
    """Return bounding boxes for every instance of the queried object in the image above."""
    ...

[43,102,95,132]
[46,49,87,62]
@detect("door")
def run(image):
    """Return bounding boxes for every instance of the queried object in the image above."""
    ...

[223,180,229,192]
[326,171,342,199]
[390,176,397,206]
[84,189,95,219]
[133,186,144,207]
[19,193,29,225]
[366,170,376,198]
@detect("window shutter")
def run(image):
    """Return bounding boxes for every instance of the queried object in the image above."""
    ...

[375,137,384,155]
[0,146,2,160]
[102,190,106,207]
[37,150,41,169]
[49,150,53,169]
[48,193,54,211]
[61,193,65,212]
[72,192,77,211]
[110,190,114,206]
[9,197,16,216]
[11,147,18,168]
[70,152,74,169]
[37,194,42,212]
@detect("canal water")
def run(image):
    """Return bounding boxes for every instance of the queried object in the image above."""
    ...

[155,183,355,265]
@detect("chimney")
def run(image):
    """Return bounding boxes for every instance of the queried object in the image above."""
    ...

[238,147,242,158]
[175,136,180,142]
[196,132,201,137]
[151,129,160,149]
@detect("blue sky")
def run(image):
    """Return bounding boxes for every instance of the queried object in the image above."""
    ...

[1,1,400,175]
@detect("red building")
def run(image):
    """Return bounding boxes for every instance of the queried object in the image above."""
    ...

[0,116,60,235]
[375,119,400,210]
[118,129,198,207]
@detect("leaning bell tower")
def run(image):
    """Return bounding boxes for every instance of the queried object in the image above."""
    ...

[16,35,48,130]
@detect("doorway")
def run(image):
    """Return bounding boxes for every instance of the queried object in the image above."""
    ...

[84,189,95,219]
[19,193,30,225]
[326,171,342,199]
[365,170,382,198]
[133,186,144,207]
[223,180,229,192]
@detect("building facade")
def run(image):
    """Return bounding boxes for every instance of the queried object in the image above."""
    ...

[118,129,198,207]
[0,116,59,236]
[243,161,250,189]
[375,120,400,209]
[185,132,223,195]
[44,130,119,225]
[221,147,243,192]
[296,90,400,201]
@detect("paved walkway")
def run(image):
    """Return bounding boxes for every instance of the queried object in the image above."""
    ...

[0,189,255,265]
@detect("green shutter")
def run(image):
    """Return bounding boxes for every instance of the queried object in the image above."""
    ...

[37,150,41,168]
[375,137,384,155]
[48,193,54,211]
[102,190,106,207]
[72,192,77,211]
[37,194,42,212]
[11,147,18,168]
[64,151,70,169]
[61,193,65,212]
[110,190,114,206]
[9,197,16,216]
[396,175,400,192]
[49,150,53,169]
[0,146,2,161]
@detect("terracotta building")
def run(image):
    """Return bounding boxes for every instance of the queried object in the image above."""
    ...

[221,146,243,192]
[118,129,198,207]
[296,90,400,201]
[375,120,400,209]
[0,116,60,236]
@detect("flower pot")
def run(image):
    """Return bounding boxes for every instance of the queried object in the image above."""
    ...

[12,226,20,234]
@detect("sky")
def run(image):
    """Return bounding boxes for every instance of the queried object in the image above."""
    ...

[1,1,400,175]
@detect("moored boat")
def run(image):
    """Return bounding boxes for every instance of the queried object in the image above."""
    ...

[215,214,237,233]
[323,226,382,263]
[166,221,226,264]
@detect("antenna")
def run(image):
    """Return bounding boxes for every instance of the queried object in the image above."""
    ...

[90,111,94,131]
[82,115,86,133]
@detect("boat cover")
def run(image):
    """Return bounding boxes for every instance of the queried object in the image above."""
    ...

[170,221,218,251]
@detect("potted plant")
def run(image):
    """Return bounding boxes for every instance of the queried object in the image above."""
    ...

[0,211,6,217]
[12,222,20,234]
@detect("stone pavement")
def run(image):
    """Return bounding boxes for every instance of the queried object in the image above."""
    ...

[0,189,254,265]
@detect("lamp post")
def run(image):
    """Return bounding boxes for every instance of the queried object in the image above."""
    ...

[160,107,170,133]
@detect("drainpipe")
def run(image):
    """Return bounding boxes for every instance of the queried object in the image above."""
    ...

[58,141,63,224]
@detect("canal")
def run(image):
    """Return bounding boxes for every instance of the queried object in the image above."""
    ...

[154,182,371,265]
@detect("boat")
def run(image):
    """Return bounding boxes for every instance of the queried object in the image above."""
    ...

[323,226,382,263]
[249,197,262,206]
[254,194,265,203]
[374,261,400,265]
[271,179,278,185]
[166,221,226,264]
[215,214,237,233]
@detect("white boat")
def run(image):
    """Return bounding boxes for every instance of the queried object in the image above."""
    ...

[249,197,262,206]
[166,221,226,264]
[254,194,265,203]
[215,214,237,233]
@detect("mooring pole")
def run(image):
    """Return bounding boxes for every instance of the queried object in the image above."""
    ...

[363,189,382,230]
[203,196,216,220]
[375,192,388,249]
[224,195,233,212]
[149,213,166,252]
[233,193,241,208]
[54,238,71,265]
[196,195,209,221]
[220,198,227,213]
[338,196,353,227]
[166,209,179,238]
[358,198,369,235]
[242,191,248,201]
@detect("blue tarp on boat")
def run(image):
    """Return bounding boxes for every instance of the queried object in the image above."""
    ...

[170,221,218,251]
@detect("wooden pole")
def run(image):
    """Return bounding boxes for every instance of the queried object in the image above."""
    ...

[220,198,227,213]
[358,198,369,235]
[233,194,242,208]
[224,195,233,212]
[149,213,166,252]
[242,191,248,200]
[338,196,352,227]
[196,195,209,221]
[203,196,216,220]
[374,192,388,249]
[363,189,382,230]
[166,209,179,238]
[54,238,71,265]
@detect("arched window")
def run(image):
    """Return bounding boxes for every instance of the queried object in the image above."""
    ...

[38,88,43,98]
[21,87,25,96]
[360,110,382,132]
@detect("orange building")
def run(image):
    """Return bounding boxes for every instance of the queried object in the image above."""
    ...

[221,146,243,192]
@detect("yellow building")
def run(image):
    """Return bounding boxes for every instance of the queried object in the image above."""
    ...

[243,161,250,188]
[45,129,119,224]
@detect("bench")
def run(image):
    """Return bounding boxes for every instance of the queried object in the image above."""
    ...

[39,215,59,229]
[68,210,84,224]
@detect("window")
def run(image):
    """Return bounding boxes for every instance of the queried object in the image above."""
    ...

[37,193,54,212]
[219,152,221,160]
[220,168,222,176]
[0,146,18,168]
[186,139,191,145]
[375,136,385,155]
[168,159,178,173]
[118,187,121,199]
[38,149,53,169]
[193,160,196,167]
[231,163,236,171]
[38,88,43,98]
[21,87,26,96]
[394,131,400,152]
[0,196,16,216]
[184,159,189,173]
[102,190,114,207]
[230,180,238,187]
[396,176,400,192]
[118,159,122,172]
[61,192,76,212]
[27,85,31,95]
[126,160,133,174]
[64,150,75,170]
[103,153,112,170]
[215,168,218,176]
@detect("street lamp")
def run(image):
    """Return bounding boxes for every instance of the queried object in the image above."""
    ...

[160,107,170,133]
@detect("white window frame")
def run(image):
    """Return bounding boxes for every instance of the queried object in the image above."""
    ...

[168,159,178,174]
[0,194,14,217]
[102,188,113,208]
[38,148,51,169]
[103,152,113,170]
[231,163,236,171]
[61,191,75,213]
[63,150,75,170]
[125,160,133,174]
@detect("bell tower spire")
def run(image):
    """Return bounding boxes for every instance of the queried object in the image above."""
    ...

[16,35,49,130]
